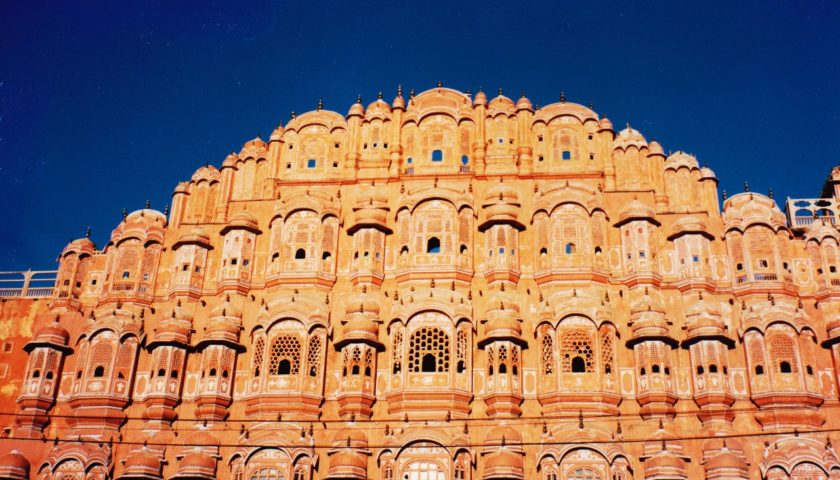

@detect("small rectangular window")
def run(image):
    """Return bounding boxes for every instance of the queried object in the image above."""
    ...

[639,251,646,258]
[306,159,317,168]
[122,271,130,279]
[243,259,250,266]
[562,151,572,160]
[499,247,505,254]
[195,266,201,273]
[692,255,700,263]
[91,279,97,286]
[431,150,443,162]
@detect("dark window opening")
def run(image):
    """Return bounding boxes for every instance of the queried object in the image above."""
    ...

[540,247,548,256]
[488,365,494,376]
[422,353,437,372]
[807,365,814,375]
[696,366,704,375]
[209,368,217,377]
[457,360,465,373]
[94,366,105,378]
[512,365,518,376]
[460,244,468,254]
[364,366,371,376]
[499,363,507,374]
[431,150,444,162]
[222,370,229,378]
[604,364,611,374]
[309,366,317,377]
[171,370,178,378]
[709,364,718,373]
[755,365,764,375]
[158,368,165,377]
[295,249,306,259]
[640,367,646,376]
[278,359,292,375]
[571,356,586,373]
[322,251,332,261]
[352,365,360,375]
[652,364,661,374]
[46,371,53,380]
[32,370,40,378]
[780,361,792,374]
[427,237,441,254]
[562,150,572,160]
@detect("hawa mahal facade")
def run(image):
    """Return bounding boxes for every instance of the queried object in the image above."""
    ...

[1,85,840,480]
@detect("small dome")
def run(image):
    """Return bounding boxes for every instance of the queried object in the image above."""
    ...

[221,210,260,234]
[26,319,70,352]
[365,98,391,118]
[485,425,523,445]
[488,90,515,111]
[485,449,523,470]
[190,165,220,183]
[174,182,190,194]
[332,428,368,448]
[616,199,659,227]
[240,137,268,159]
[614,125,648,150]
[180,451,216,471]
[599,117,613,131]
[700,166,717,180]
[480,183,524,231]
[269,124,284,142]
[122,448,163,479]
[348,97,365,117]
[473,90,488,106]
[0,450,30,480]
[344,293,380,316]
[515,95,533,111]
[151,313,192,348]
[645,452,687,477]
[62,237,96,257]
[222,152,238,169]
[328,450,368,479]
[173,227,212,250]
[706,449,748,471]
[722,192,787,233]
[665,151,699,170]
[648,139,664,155]
[668,215,713,240]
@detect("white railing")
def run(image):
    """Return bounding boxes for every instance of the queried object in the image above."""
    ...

[0,270,57,298]
[786,197,839,228]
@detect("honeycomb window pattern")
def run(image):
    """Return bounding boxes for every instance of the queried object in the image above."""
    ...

[561,330,594,373]
[268,335,301,375]
[408,327,450,373]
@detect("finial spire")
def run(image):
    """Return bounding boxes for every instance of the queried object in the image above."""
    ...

[409,88,415,99]
[588,101,594,109]
[356,95,362,104]
[290,111,296,119]
[437,80,443,87]
[164,204,170,216]
[317,98,323,111]
[397,84,402,96]
[744,181,750,192]
[722,189,727,201]
[85,226,91,238]
[498,87,503,96]
[145,199,150,209]
[560,91,566,102]
[768,188,774,199]
[377,91,383,100]
[122,208,128,219]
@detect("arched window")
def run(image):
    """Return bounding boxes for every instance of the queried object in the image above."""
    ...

[409,327,450,373]
[427,237,441,254]
[268,335,301,376]
[249,467,282,480]
[571,356,586,373]
[780,361,792,374]
[94,366,105,378]
[755,365,764,375]
[422,353,437,372]
[431,149,444,162]
[565,243,576,254]
[295,248,306,259]
[461,155,469,165]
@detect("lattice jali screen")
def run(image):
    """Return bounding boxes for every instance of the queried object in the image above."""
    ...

[560,330,594,373]
[541,331,555,375]
[268,335,301,375]
[768,333,798,374]
[408,327,450,373]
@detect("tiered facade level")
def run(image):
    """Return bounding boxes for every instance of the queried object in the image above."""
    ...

[2,85,840,480]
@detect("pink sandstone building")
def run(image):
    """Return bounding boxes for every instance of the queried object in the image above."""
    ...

[1,84,840,479]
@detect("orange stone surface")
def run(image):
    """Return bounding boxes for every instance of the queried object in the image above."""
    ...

[2,86,840,479]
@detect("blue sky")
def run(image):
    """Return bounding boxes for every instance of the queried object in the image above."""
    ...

[1,0,838,270]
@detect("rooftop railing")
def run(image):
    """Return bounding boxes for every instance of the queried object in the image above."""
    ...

[786,197,838,228]
[0,270,57,298]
